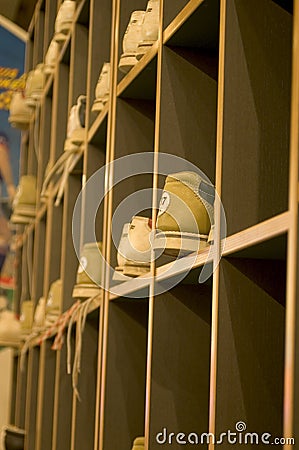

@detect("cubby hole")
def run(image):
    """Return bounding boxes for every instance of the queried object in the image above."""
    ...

[16,353,28,428]
[221,0,292,236]
[55,339,75,450]
[43,0,57,55]
[69,23,89,105]
[163,0,190,30]
[33,10,45,64]
[10,355,18,424]
[103,297,148,450]
[88,115,108,148]
[61,173,83,310]
[32,219,46,301]
[118,56,157,101]
[27,119,38,177]
[118,0,148,83]
[215,250,286,442]
[51,63,69,163]
[74,309,99,450]
[77,0,90,28]
[109,97,155,276]
[164,0,220,50]
[158,45,217,187]
[149,283,212,448]
[40,340,56,450]
[79,144,106,254]
[37,95,53,198]
[46,202,63,290]
[26,347,40,450]
[87,0,112,129]
[26,36,34,72]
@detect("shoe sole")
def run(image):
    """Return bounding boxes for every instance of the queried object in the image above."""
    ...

[136,40,155,60]
[118,54,138,73]
[113,263,150,280]
[91,96,108,112]
[72,284,101,299]
[70,129,85,146]
[8,116,30,130]
[154,231,209,257]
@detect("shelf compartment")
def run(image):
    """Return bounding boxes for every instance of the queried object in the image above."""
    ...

[69,23,89,104]
[215,257,285,438]
[73,310,99,450]
[54,342,75,450]
[50,62,69,163]
[158,45,217,181]
[221,0,292,236]
[61,173,83,311]
[88,107,108,145]
[25,347,40,450]
[45,200,63,288]
[149,284,212,447]
[164,0,220,50]
[103,297,148,450]
[110,97,155,273]
[87,0,112,129]
[117,44,158,100]
[39,340,56,450]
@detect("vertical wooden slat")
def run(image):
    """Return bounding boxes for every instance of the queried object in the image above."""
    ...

[284,0,299,447]
[208,0,226,448]
[144,0,164,448]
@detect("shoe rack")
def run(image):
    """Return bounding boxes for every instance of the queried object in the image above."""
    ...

[8,0,299,449]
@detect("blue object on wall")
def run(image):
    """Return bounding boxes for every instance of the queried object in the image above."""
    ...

[0,16,27,197]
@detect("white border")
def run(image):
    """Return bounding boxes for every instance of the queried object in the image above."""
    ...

[0,14,28,42]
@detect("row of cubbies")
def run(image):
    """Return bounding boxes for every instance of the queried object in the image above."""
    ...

[8,0,297,450]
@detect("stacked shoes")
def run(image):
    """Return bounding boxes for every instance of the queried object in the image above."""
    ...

[11,175,37,224]
[114,171,215,278]
[114,217,152,279]
[73,242,103,298]
[64,95,86,151]
[40,95,86,205]
[155,171,214,256]
[92,63,110,113]
[24,64,45,107]
[137,0,159,60]
[44,40,60,74]
[8,92,32,130]
[131,437,145,450]
[54,0,76,43]
[119,11,145,73]
[45,279,62,326]
[119,1,159,73]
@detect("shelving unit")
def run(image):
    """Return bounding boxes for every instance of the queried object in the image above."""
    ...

[7,0,299,449]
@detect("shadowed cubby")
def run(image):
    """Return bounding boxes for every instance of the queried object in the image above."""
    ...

[215,255,286,447]
[74,310,99,450]
[221,0,292,236]
[103,298,148,450]
[149,284,212,449]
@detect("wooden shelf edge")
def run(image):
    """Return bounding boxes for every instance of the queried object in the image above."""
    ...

[108,212,290,299]
[0,340,22,349]
[222,211,290,257]
[163,0,206,44]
